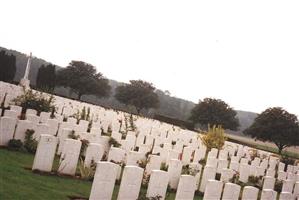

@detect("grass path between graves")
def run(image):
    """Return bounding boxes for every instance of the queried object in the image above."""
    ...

[0,148,203,200]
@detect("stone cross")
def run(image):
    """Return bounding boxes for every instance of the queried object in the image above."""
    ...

[19,52,32,88]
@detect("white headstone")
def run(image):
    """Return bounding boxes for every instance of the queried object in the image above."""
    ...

[26,114,40,124]
[217,159,228,173]
[117,166,144,200]
[260,189,277,200]
[0,116,17,146]
[89,162,118,200]
[26,109,37,116]
[203,180,223,200]
[58,139,82,175]
[239,163,250,183]
[229,161,239,172]
[84,143,104,167]
[182,146,193,165]
[282,180,294,193]
[40,112,51,123]
[193,147,206,163]
[46,119,59,136]
[199,166,216,192]
[279,192,294,200]
[242,186,259,200]
[32,134,58,172]
[278,171,287,181]
[293,182,299,199]
[34,123,50,139]
[262,176,275,190]
[9,105,22,115]
[175,175,196,200]
[222,182,241,200]
[4,110,18,118]
[57,128,72,154]
[168,159,183,189]
[107,147,126,164]
[146,170,169,200]
[145,155,162,175]
[221,168,234,182]
[14,120,34,142]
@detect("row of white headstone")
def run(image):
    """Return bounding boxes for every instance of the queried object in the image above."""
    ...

[31,133,299,200]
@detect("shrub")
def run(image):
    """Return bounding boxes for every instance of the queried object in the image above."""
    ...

[8,139,23,150]
[12,89,56,115]
[109,137,121,147]
[24,129,38,153]
[201,125,227,151]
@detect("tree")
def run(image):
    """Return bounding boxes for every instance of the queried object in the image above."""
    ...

[114,80,159,114]
[244,107,299,154]
[189,98,239,130]
[36,64,56,92]
[0,50,16,82]
[56,61,111,100]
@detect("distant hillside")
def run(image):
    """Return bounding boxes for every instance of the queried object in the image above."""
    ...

[0,46,257,132]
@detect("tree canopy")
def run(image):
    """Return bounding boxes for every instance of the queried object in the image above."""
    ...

[0,50,16,83]
[244,107,299,154]
[114,80,159,114]
[189,98,239,130]
[56,61,111,100]
[36,64,56,92]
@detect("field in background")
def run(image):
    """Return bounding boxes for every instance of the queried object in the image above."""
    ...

[226,133,299,159]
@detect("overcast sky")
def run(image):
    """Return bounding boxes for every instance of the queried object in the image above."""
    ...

[1,0,299,115]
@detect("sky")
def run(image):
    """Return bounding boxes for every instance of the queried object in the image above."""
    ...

[1,0,299,116]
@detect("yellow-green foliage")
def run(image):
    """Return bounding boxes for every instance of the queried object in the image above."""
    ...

[201,125,227,150]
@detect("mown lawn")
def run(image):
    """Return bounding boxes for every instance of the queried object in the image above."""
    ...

[0,148,202,200]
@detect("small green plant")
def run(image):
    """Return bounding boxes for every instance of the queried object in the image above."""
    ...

[137,159,148,169]
[8,139,23,151]
[160,162,168,171]
[199,158,206,165]
[70,107,91,124]
[24,129,38,154]
[138,194,162,200]
[201,125,227,151]
[1,93,8,116]
[108,137,121,147]
[134,146,139,151]
[248,175,262,188]
[12,89,56,115]
[274,180,283,193]
[80,139,89,159]
[78,158,95,180]
[68,130,80,140]
[215,173,221,180]
[229,171,240,183]
[107,125,112,134]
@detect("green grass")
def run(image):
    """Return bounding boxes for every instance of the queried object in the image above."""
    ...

[0,148,203,200]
